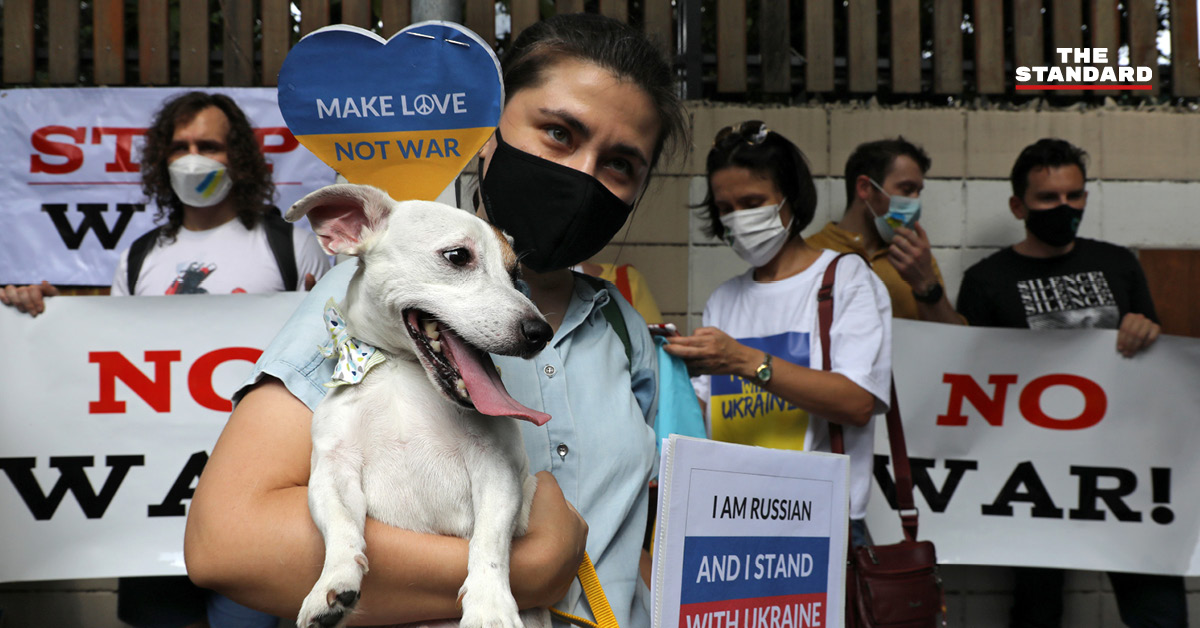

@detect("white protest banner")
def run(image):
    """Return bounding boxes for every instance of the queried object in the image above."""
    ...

[5,308,1200,584]
[653,436,849,628]
[866,320,1200,576]
[0,87,337,286]
[0,293,304,583]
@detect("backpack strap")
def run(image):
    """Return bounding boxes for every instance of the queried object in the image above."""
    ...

[577,274,632,367]
[125,227,163,295]
[262,207,298,291]
[614,264,634,304]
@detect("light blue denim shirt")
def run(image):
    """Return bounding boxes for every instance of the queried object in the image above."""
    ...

[236,259,658,628]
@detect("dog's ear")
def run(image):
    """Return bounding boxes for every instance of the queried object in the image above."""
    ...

[286,184,393,256]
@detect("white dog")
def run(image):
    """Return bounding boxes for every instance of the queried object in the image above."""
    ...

[288,184,554,628]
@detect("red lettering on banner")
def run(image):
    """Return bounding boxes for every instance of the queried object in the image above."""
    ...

[89,351,182,413]
[91,127,145,173]
[254,127,299,173]
[187,347,263,412]
[937,374,1019,426]
[255,127,299,154]
[30,126,87,174]
[29,125,293,174]
[1019,374,1107,430]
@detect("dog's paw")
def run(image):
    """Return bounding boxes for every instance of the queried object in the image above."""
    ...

[296,554,368,628]
[457,578,523,628]
[297,589,359,628]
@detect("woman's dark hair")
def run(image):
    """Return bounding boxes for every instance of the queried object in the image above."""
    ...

[698,121,818,241]
[1010,138,1088,200]
[500,12,688,172]
[141,91,275,242]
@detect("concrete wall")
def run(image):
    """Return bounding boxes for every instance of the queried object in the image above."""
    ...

[590,101,1200,626]
[4,102,1198,627]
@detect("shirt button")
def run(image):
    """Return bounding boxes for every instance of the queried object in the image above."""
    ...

[557,443,569,459]
[544,364,557,378]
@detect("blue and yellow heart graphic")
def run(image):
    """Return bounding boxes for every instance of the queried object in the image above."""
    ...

[278,22,502,201]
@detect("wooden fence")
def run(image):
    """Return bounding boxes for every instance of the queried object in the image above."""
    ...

[3,0,1199,99]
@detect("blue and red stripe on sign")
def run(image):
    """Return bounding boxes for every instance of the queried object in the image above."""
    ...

[680,593,828,628]
[681,535,830,604]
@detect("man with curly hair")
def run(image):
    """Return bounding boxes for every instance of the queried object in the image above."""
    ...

[112,91,330,296]
[1,91,329,312]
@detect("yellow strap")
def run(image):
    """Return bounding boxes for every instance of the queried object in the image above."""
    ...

[547,552,619,628]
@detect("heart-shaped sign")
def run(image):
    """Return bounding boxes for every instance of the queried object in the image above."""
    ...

[278,22,502,201]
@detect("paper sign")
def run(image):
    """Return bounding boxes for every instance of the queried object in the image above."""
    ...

[278,22,502,201]
[653,436,849,628]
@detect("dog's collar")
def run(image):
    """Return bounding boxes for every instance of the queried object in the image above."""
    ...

[320,298,386,388]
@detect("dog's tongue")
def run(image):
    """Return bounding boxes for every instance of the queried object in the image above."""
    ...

[439,329,551,426]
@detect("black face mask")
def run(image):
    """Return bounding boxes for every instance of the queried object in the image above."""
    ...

[1025,203,1084,247]
[480,130,634,273]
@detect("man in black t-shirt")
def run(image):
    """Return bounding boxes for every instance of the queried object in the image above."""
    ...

[957,138,1160,356]
[956,139,1184,628]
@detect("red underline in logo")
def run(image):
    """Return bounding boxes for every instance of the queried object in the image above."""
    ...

[1015,84,1152,90]
[27,181,306,185]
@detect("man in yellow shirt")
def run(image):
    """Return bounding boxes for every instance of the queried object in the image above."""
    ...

[807,137,964,324]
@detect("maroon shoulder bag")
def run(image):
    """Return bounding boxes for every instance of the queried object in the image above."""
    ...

[819,253,947,628]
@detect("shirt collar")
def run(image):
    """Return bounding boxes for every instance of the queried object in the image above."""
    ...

[552,274,614,348]
[819,221,887,260]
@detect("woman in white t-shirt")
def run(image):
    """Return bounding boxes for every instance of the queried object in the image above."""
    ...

[663,121,892,545]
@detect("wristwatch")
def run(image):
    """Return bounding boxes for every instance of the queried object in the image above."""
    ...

[754,353,774,384]
[913,282,944,305]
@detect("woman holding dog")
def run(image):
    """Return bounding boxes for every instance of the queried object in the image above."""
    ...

[663,122,892,548]
[185,13,685,628]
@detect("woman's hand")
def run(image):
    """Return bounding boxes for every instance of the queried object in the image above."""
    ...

[662,327,757,377]
[664,327,876,427]
[511,471,588,607]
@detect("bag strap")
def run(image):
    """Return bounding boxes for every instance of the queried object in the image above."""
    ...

[614,264,634,304]
[262,206,299,291]
[548,552,619,628]
[820,253,919,542]
[578,274,633,366]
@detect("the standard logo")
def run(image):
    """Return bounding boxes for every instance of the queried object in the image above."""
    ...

[1015,47,1153,91]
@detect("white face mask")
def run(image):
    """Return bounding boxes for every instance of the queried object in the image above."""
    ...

[721,201,793,267]
[168,154,233,207]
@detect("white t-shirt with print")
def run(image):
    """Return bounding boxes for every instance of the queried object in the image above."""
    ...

[692,250,892,519]
[110,217,331,296]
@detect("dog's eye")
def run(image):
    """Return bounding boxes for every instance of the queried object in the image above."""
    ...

[442,247,472,267]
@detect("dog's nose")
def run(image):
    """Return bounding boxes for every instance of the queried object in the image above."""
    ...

[521,318,553,353]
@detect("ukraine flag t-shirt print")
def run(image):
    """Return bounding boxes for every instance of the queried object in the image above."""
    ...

[709,331,812,451]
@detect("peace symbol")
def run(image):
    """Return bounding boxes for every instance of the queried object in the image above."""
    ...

[413,94,436,115]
